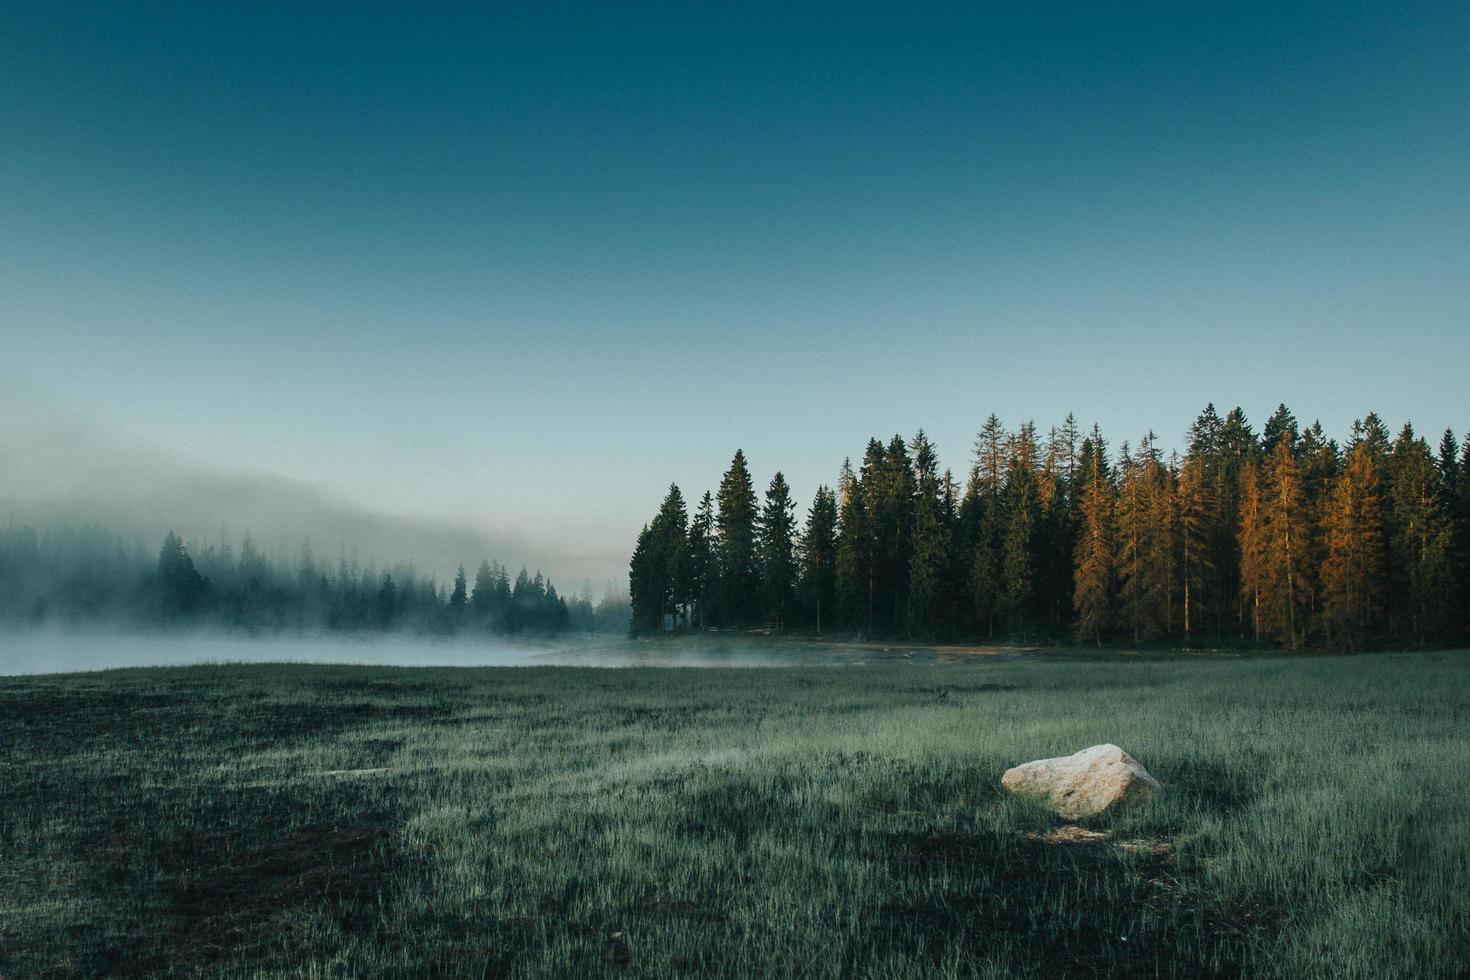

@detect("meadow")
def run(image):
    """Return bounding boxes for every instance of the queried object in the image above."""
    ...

[2,646,1468,977]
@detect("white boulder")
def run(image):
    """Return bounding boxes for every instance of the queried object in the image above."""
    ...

[1001,744,1161,819]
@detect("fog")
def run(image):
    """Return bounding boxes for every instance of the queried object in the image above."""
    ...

[0,629,1005,676]
[0,395,629,590]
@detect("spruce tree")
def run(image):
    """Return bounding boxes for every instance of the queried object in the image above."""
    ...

[377,573,397,627]
[715,450,760,626]
[628,525,660,634]
[1237,459,1266,642]
[999,453,1039,635]
[449,566,468,619]
[874,434,916,632]
[157,531,207,618]
[470,560,496,627]
[965,421,1008,638]
[907,431,950,639]
[1320,445,1385,651]
[1218,408,1258,631]
[834,458,872,631]
[1457,437,1470,635]
[1298,421,1341,629]
[798,485,839,634]
[756,472,798,627]
[1261,403,1299,456]
[1386,427,1455,645]
[1072,467,1114,645]
[687,492,715,629]
[1259,438,1311,650]
[1176,453,1214,638]
[651,483,689,627]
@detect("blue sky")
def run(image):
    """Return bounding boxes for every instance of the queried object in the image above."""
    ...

[3,2,1468,579]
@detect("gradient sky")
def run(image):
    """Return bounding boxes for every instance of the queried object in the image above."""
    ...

[4,2,1468,580]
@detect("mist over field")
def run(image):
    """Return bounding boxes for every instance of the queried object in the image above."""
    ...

[0,395,630,592]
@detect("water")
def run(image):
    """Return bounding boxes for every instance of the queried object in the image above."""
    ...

[0,629,1019,675]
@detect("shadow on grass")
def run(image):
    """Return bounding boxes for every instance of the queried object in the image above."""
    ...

[872,825,1249,978]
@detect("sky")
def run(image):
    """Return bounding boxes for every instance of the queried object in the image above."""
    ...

[3,2,1468,585]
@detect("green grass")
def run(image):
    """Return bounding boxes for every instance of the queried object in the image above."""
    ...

[3,649,1469,977]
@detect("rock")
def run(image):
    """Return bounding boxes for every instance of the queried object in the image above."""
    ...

[1001,744,1161,819]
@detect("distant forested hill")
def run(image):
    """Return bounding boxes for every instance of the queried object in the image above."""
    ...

[0,523,630,637]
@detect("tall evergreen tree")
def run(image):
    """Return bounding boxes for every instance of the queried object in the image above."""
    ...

[715,450,760,626]
[756,472,798,627]
[377,573,397,627]
[798,485,839,634]
[628,525,660,634]
[964,419,1009,638]
[686,491,715,630]
[1237,459,1266,642]
[999,452,1039,634]
[157,530,207,618]
[1261,403,1299,456]
[1176,453,1214,638]
[1218,407,1258,630]
[834,457,873,631]
[1386,426,1455,645]
[1258,438,1311,650]
[1114,439,1172,640]
[449,565,468,620]
[652,483,690,627]
[906,431,950,639]
[874,435,916,632]
[1320,444,1386,651]
[470,560,497,626]
[1072,467,1114,645]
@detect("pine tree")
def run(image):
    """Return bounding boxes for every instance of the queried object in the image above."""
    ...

[686,492,715,630]
[1261,403,1299,456]
[799,485,839,634]
[1237,459,1266,642]
[907,431,950,639]
[1036,441,1076,627]
[835,456,875,632]
[1386,427,1455,645]
[450,565,468,611]
[652,483,689,627]
[1218,408,1258,631]
[158,530,207,618]
[999,452,1039,634]
[964,419,1009,638]
[874,435,915,632]
[1072,468,1114,645]
[1457,436,1470,635]
[756,472,798,627]
[377,573,397,627]
[1298,421,1340,630]
[968,503,1002,638]
[1145,450,1178,634]
[973,415,1009,499]
[470,560,497,627]
[1258,438,1311,649]
[628,525,660,634]
[1176,453,1214,639]
[1113,439,1172,640]
[715,451,760,627]
[1320,445,1385,651]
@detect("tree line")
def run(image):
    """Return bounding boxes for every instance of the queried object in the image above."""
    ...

[628,405,1470,650]
[0,524,631,636]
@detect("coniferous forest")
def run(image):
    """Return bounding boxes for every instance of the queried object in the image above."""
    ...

[0,525,631,636]
[630,405,1470,650]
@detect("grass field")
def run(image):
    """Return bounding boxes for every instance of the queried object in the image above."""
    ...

[3,647,1468,977]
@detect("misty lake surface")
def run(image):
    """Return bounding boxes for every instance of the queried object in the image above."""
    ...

[0,630,1022,675]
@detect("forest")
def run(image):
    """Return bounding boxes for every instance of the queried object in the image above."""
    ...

[0,524,630,636]
[629,405,1470,650]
